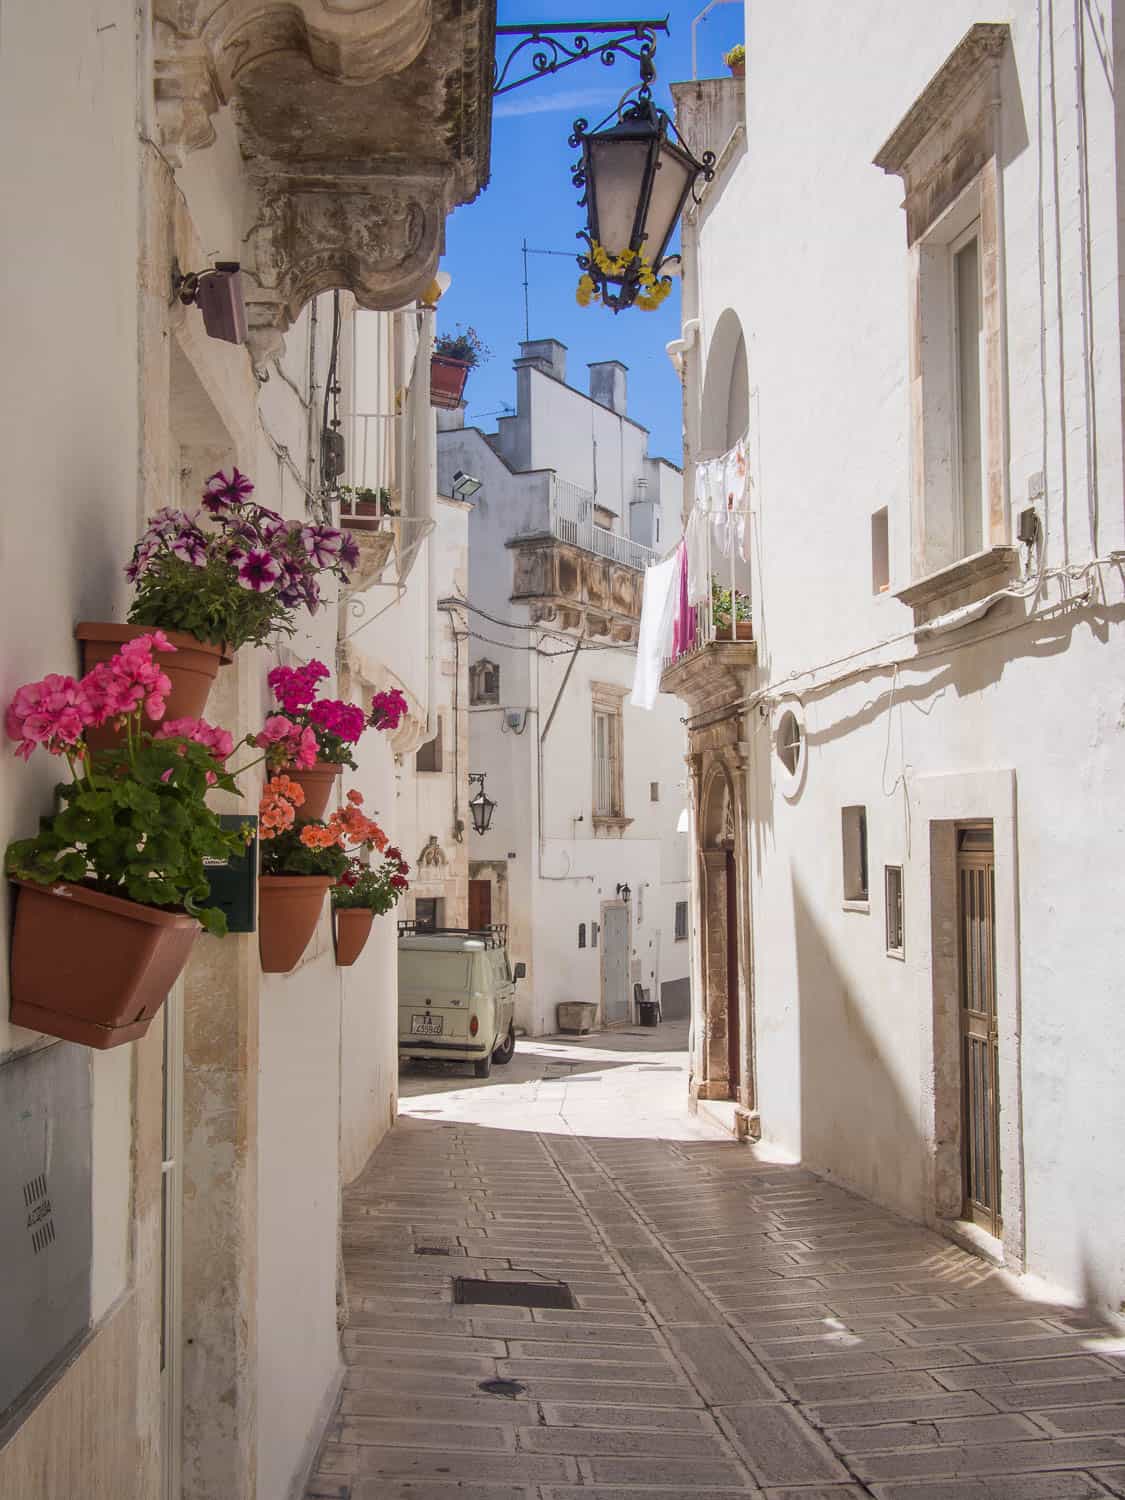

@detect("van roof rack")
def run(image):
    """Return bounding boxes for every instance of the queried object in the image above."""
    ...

[397,921,508,950]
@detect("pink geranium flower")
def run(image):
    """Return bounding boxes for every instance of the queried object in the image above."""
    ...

[156,717,235,761]
[5,674,88,760]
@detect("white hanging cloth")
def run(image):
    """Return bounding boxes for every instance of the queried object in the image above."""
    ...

[630,547,681,711]
[692,436,751,566]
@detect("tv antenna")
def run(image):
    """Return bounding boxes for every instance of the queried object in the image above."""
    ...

[520,238,584,341]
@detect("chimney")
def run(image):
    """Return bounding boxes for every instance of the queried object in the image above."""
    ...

[588,360,628,417]
[515,338,567,383]
[436,403,465,431]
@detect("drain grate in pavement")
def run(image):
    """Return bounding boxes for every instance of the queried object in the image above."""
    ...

[414,1245,451,1255]
[453,1276,576,1310]
[479,1378,527,1399]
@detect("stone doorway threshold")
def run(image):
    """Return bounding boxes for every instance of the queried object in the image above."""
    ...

[692,1095,760,1141]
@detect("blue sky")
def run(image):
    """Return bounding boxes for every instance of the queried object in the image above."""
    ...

[437,1,745,465]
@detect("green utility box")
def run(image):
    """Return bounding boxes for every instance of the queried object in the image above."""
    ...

[203,815,258,933]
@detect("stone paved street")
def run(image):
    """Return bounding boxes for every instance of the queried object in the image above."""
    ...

[306,1024,1125,1499]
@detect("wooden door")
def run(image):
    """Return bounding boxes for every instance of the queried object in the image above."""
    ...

[957,825,1000,1236]
[725,850,741,1097]
[601,903,629,1024]
[469,879,492,930]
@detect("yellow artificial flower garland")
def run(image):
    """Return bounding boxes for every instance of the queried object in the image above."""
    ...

[576,240,673,311]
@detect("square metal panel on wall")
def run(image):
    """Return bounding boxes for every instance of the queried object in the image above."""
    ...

[0,1043,92,1425]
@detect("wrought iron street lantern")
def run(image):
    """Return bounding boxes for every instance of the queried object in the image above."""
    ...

[468,773,496,835]
[571,65,715,312]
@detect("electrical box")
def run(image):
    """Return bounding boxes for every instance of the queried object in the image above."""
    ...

[0,1044,92,1425]
[203,814,258,934]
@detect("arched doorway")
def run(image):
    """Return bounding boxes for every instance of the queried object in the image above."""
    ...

[697,763,747,1103]
[700,307,749,458]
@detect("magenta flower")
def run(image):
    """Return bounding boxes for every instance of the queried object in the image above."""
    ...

[237,550,281,592]
[309,699,367,743]
[202,468,254,513]
[338,530,360,571]
[370,688,408,731]
[172,532,207,567]
[6,675,89,759]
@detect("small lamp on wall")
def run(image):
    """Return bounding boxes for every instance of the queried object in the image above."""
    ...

[173,260,248,344]
[616,882,631,903]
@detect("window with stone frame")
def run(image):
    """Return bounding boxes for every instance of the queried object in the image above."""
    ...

[874,24,1019,625]
[590,682,631,833]
[470,658,500,706]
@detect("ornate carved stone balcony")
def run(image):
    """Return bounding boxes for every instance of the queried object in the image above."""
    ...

[154,0,495,360]
[660,635,757,724]
[509,535,642,643]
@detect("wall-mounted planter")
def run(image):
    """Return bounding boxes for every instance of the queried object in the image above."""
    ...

[9,879,200,1048]
[285,763,344,824]
[715,621,753,641]
[333,907,374,966]
[258,875,332,972]
[76,622,232,751]
[430,354,470,410]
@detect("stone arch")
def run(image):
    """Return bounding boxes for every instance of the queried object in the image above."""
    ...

[700,308,749,458]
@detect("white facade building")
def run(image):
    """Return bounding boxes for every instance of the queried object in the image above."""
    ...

[438,340,692,1037]
[0,2,487,1495]
[664,7,1125,1314]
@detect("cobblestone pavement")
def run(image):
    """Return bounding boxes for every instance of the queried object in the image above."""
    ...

[306,1023,1125,1500]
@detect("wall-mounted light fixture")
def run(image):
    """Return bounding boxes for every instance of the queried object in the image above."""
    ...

[452,470,483,501]
[616,882,632,903]
[173,260,248,345]
[468,772,496,834]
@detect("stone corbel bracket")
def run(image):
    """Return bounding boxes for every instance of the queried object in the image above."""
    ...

[154,0,494,360]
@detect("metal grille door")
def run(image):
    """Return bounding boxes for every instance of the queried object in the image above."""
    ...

[957,826,1001,1236]
[601,903,629,1024]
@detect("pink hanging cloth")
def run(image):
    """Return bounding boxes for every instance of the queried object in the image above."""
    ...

[671,541,696,658]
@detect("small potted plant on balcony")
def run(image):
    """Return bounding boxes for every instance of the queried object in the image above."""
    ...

[711,580,753,640]
[331,839,411,967]
[431,325,491,410]
[78,469,359,747]
[338,485,398,532]
[724,43,746,78]
[4,633,250,1047]
[257,783,388,973]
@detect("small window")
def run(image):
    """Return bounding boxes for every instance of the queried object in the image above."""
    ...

[674,900,688,941]
[416,720,443,772]
[650,782,660,802]
[871,508,889,594]
[591,922,599,948]
[593,706,623,816]
[777,710,803,777]
[414,897,440,931]
[842,806,869,905]
[578,923,587,949]
[470,659,500,706]
[885,865,904,956]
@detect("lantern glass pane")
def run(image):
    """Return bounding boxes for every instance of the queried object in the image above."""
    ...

[588,138,651,259]
[641,142,695,267]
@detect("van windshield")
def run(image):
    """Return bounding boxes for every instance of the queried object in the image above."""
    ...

[400,951,473,992]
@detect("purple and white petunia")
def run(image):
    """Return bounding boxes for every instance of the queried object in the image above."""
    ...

[172,532,207,567]
[236,550,281,592]
[337,530,360,572]
[300,525,344,568]
[202,468,254,513]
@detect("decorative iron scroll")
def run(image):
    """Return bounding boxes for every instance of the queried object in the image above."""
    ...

[492,19,669,96]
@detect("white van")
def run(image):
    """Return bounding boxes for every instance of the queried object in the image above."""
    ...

[397,923,525,1078]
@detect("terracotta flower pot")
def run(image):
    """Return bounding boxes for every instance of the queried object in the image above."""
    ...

[76,622,233,751]
[430,354,470,410]
[258,875,332,972]
[727,60,745,78]
[333,907,374,966]
[9,879,200,1048]
[715,621,754,641]
[287,762,344,823]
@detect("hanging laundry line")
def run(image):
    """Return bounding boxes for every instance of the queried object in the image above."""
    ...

[630,435,754,710]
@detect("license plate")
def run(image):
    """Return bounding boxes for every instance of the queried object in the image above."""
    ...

[410,1013,443,1036]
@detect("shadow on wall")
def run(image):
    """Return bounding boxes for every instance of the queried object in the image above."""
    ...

[792,872,923,1219]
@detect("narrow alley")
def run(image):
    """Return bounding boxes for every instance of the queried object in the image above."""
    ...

[306,1028,1125,1500]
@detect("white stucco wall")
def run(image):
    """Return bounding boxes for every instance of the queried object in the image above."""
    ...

[676,0,1125,1310]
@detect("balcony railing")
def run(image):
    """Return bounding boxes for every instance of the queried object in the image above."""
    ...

[549,477,654,572]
